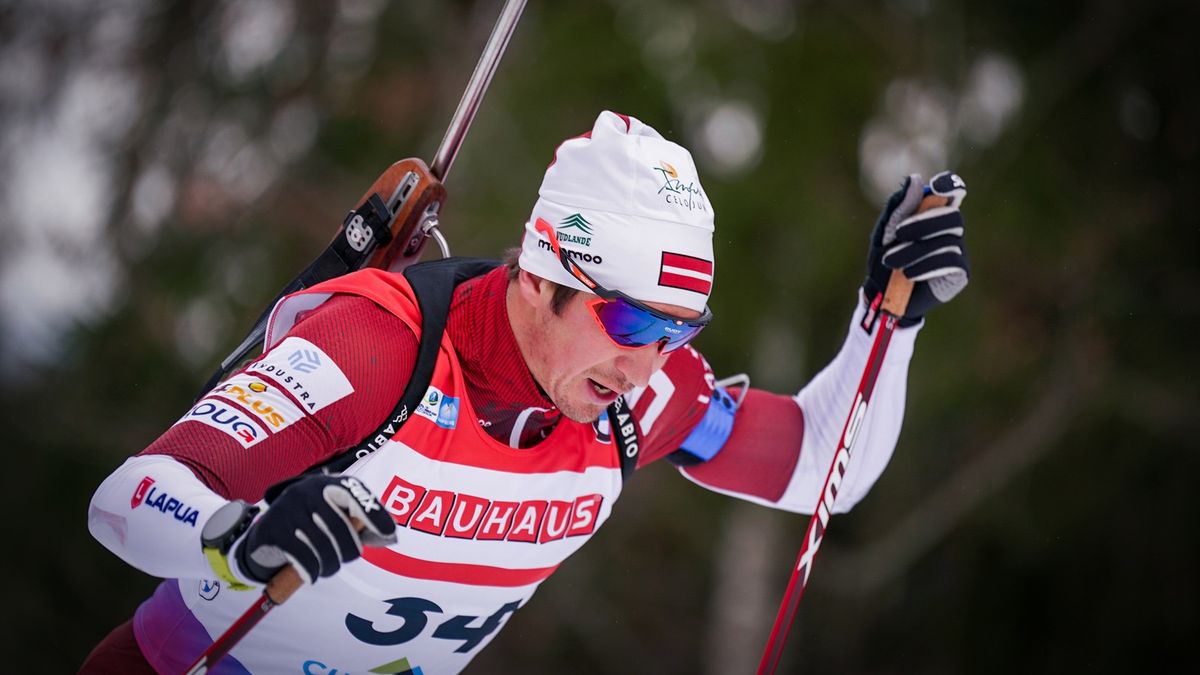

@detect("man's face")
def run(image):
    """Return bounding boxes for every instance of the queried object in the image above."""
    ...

[513,272,702,423]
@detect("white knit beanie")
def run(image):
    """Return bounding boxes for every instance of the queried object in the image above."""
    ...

[517,111,715,312]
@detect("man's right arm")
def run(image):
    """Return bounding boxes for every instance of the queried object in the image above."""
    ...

[87,294,416,581]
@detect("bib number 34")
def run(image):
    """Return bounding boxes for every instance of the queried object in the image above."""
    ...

[346,597,522,653]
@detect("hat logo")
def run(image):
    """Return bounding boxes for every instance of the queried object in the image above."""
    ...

[653,161,707,213]
[557,213,594,247]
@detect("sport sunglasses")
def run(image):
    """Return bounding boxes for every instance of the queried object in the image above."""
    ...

[534,218,712,354]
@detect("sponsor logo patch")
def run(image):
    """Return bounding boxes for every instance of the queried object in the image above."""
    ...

[537,237,603,264]
[199,579,220,601]
[557,213,594,247]
[245,337,353,413]
[132,476,154,508]
[179,399,266,448]
[414,386,460,430]
[653,160,708,212]
[210,374,303,434]
[131,477,199,527]
[288,348,321,374]
[381,475,604,544]
[303,656,424,675]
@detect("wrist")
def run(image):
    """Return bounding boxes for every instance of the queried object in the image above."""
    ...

[201,500,261,590]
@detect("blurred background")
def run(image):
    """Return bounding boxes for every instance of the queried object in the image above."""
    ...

[2,0,1196,672]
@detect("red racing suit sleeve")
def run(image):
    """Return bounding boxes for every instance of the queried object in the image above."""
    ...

[635,295,921,514]
[142,294,418,501]
[628,344,719,466]
[628,344,808,502]
[88,294,417,582]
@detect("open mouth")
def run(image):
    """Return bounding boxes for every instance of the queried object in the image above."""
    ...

[588,378,615,399]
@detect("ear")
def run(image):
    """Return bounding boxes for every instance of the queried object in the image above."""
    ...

[517,269,556,311]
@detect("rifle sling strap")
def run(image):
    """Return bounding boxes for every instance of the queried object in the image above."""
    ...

[312,257,641,483]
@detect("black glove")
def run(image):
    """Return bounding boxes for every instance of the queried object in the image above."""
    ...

[862,170,970,328]
[231,475,397,585]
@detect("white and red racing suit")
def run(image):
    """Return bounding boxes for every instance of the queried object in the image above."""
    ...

[86,264,919,674]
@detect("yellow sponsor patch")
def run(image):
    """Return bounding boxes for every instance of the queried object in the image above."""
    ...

[210,374,305,432]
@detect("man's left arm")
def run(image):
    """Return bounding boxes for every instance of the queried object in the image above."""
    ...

[672,300,917,514]
[638,172,970,514]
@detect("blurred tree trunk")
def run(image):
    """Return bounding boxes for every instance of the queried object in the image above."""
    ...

[702,313,804,673]
[702,502,782,674]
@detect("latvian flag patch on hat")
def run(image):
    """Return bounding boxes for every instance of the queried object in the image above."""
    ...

[658,252,713,295]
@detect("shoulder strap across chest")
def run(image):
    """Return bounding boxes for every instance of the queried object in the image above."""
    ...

[312,257,642,483]
[608,395,640,482]
[314,257,497,474]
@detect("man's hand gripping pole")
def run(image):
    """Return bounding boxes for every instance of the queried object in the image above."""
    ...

[182,517,361,675]
[756,175,964,675]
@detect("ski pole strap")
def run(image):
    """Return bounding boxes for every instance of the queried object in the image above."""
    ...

[314,257,501,476]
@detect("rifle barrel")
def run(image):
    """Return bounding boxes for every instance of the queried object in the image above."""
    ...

[430,0,528,181]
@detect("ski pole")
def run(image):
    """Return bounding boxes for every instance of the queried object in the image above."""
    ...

[182,563,305,675]
[183,509,370,675]
[755,183,954,675]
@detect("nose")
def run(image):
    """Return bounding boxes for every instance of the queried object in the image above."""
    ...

[614,344,669,390]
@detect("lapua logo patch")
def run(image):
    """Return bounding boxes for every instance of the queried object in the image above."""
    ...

[131,476,199,527]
